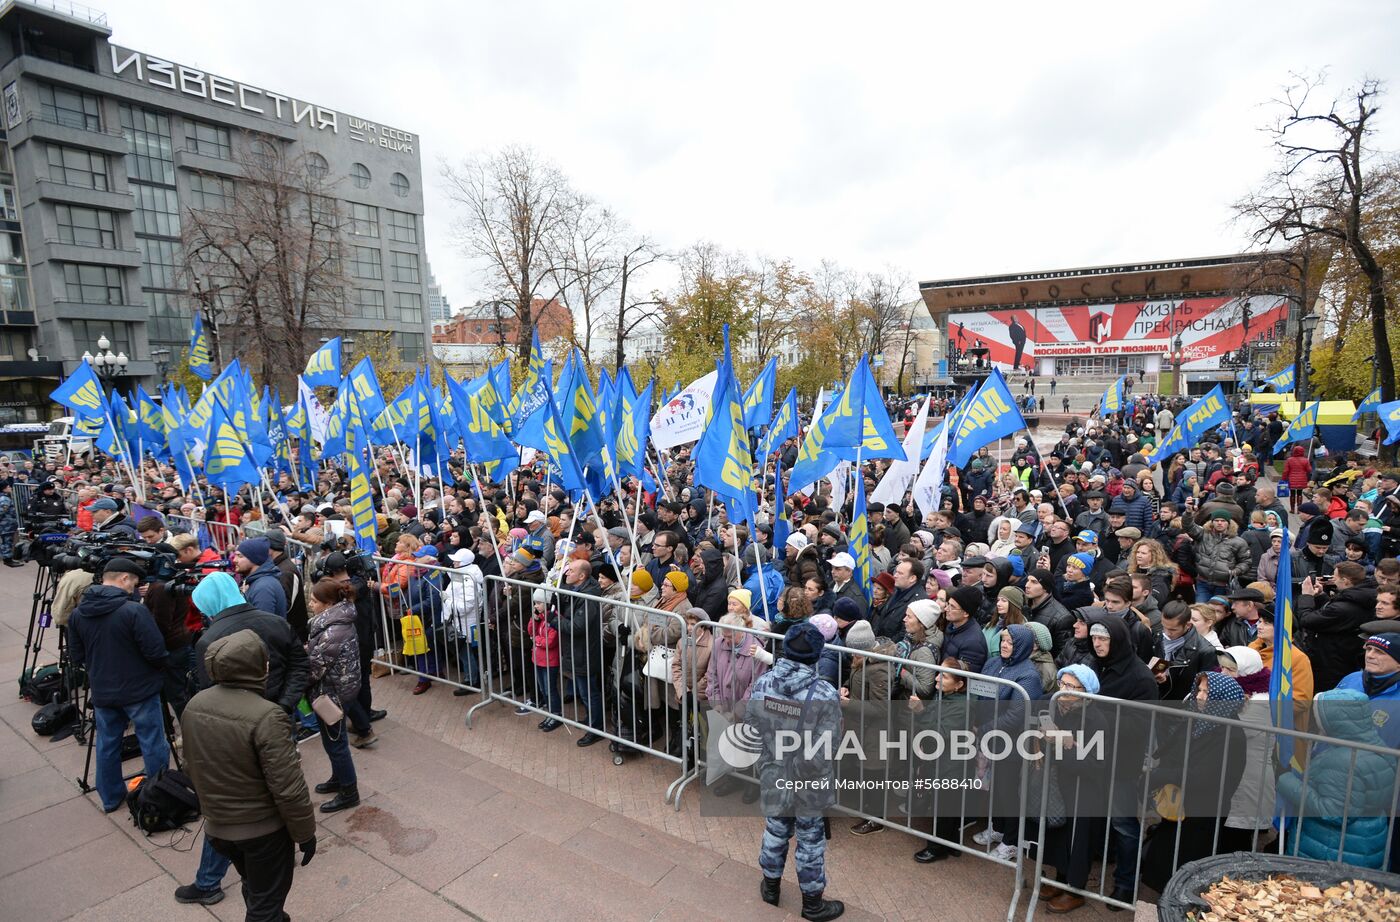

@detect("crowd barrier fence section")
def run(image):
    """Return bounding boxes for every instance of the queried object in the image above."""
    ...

[1022,689,1400,919]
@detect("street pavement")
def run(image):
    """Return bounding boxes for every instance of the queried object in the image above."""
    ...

[0,561,1154,921]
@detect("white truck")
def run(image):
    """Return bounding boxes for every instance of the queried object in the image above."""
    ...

[33,417,95,462]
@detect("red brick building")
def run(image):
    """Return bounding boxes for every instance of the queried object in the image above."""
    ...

[432,297,574,345]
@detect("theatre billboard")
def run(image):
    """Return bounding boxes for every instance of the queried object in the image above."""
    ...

[944,295,1289,375]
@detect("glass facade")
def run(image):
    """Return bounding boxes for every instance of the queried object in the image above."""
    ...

[121,103,186,355]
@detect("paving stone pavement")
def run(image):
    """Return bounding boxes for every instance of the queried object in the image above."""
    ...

[0,562,1154,921]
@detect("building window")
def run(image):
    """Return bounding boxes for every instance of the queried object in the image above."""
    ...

[391,250,419,284]
[0,329,32,361]
[350,288,385,320]
[62,263,124,304]
[119,104,176,185]
[132,184,181,237]
[185,120,232,160]
[394,332,424,364]
[0,264,30,311]
[305,152,329,182]
[39,84,101,131]
[386,209,417,244]
[349,245,382,280]
[389,291,422,324]
[145,293,189,350]
[391,172,410,197]
[55,205,116,248]
[139,238,181,289]
[71,320,134,358]
[250,139,279,168]
[46,145,108,191]
[0,186,15,221]
[188,172,233,211]
[349,202,378,238]
[350,162,371,189]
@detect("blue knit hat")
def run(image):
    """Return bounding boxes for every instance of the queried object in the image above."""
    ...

[1056,664,1100,695]
[236,537,270,566]
[782,622,825,665]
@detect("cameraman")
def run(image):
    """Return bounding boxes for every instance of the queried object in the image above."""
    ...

[67,558,170,813]
[175,571,309,907]
[320,552,385,747]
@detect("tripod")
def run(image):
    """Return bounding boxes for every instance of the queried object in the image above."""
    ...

[78,687,184,795]
[18,559,61,689]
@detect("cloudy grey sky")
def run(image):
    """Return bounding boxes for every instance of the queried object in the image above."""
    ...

[114,1,1399,306]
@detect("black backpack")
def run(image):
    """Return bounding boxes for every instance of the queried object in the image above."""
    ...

[126,768,200,835]
[31,699,77,736]
[19,664,62,703]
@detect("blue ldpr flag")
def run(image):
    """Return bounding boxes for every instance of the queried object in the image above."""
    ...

[204,399,259,490]
[1379,399,1400,446]
[1256,364,1295,393]
[1353,387,1381,421]
[347,357,388,427]
[344,423,378,555]
[946,369,1027,470]
[1272,401,1320,456]
[449,374,516,465]
[539,379,588,501]
[615,379,653,479]
[506,328,550,433]
[830,357,905,463]
[1146,385,1230,464]
[693,332,757,524]
[303,338,342,388]
[757,387,798,457]
[188,313,213,381]
[1099,375,1125,415]
[50,362,106,417]
[849,468,872,603]
[742,357,778,430]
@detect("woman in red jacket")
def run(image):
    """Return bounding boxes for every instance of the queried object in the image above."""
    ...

[1282,445,1312,513]
[526,588,563,731]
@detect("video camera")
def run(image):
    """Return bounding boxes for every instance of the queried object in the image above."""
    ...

[309,532,375,583]
[17,515,77,565]
[48,532,178,584]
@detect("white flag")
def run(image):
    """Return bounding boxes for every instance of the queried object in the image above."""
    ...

[828,460,850,510]
[649,370,718,451]
[798,387,826,497]
[297,375,331,445]
[870,396,930,506]
[912,419,949,520]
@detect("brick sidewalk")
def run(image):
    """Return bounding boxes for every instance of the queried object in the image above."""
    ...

[0,563,1149,921]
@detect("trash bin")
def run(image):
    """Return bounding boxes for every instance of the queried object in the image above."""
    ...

[1158,852,1400,921]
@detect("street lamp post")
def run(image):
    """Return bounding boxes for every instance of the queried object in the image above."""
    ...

[152,347,171,384]
[1298,312,1319,403]
[644,348,660,381]
[81,334,128,395]
[1161,336,1186,397]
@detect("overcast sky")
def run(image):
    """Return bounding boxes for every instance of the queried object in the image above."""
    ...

[115,1,1399,308]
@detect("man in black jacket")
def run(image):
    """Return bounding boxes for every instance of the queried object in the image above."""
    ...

[1152,601,1218,700]
[558,559,605,747]
[690,547,728,621]
[874,559,926,642]
[1298,562,1378,693]
[1024,568,1074,657]
[89,496,140,538]
[67,558,170,813]
[264,529,308,643]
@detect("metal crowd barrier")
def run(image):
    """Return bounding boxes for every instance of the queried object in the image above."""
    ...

[1023,690,1400,919]
[466,572,696,807]
[686,619,1038,922]
[166,514,243,555]
[366,553,487,700]
[12,481,37,530]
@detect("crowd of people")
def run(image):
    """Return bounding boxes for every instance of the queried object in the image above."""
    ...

[18,384,1400,919]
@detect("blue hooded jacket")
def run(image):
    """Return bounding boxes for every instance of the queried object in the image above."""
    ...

[242,559,288,619]
[1277,688,1399,869]
[982,624,1044,732]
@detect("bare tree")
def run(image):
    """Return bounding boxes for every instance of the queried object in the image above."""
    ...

[1235,76,1398,431]
[608,236,666,372]
[182,134,346,387]
[750,257,807,364]
[858,268,913,365]
[442,145,574,368]
[892,300,925,394]
[552,194,619,367]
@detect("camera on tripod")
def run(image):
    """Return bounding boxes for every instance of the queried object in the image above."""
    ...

[48,533,178,583]
[16,514,76,565]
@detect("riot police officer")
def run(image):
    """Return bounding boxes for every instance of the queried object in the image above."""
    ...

[749,622,845,921]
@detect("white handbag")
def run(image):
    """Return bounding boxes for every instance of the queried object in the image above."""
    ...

[642,645,673,681]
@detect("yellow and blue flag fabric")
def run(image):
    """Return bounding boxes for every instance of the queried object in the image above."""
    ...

[1256,364,1295,393]
[267,396,293,477]
[50,362,106,417]
[946,368,1028,470]
[830,357,904,463]
[615,378,652,479]
[789,359,884,493]
[488,360,512,428]
[132,384,166,455]
[303,337,342,388]
[772,461,791,559]
[1098,375,1125,415]
[1353,387,1382,421]
[188,313,213,381]
[849,468,873,602]
[742,357,778,430]
[539,378,588,500]
[448,373,517,465]
[693,330,757,523]
[344,422,379,554]
[1146,385,1230,464]
[286,396,316,489]
[757,386,799,457]
[347,357,388,430]
[1272,400,1320,456]
[204,398,259,490]
[558,352,606,472]
[1376,400,1400,446]
[506,328,550,434]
